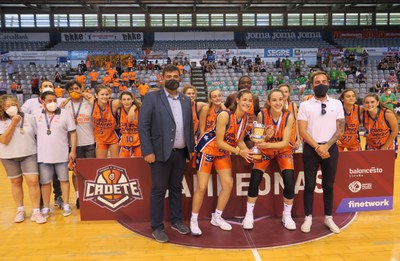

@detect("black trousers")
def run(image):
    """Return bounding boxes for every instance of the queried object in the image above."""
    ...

[150,149,186,231]
[303,143,339,216]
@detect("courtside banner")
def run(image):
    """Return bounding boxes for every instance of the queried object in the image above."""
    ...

[77,150,395,221]
[334,150,395,213]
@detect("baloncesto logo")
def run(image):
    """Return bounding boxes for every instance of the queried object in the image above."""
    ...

[84,165,143,212]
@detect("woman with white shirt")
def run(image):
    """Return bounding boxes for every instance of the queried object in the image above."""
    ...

[0,95,46,224]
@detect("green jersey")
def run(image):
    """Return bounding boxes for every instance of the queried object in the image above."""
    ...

[297,76,307,85]
[339,71,347,82]
[283,59,291,69]
[266,75,274,84]
[277,74,284,84]
[380,93,397,110]
[294,60,302,69]
[329,69,338,80]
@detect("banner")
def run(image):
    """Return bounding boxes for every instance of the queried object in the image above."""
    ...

[61,32,143,42]
[264,48,293,58]
[0,33,49,42]
[334,30,400,39]
[246,30,323,40]
[77,150,394,221]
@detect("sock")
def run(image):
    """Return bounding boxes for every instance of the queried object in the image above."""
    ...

[42,207,50,212]
[33,208,40,214]
[76,191,79,198]
[325,215,332,220]
[214,209,223,218]
[191,212,199,220]
[63,204,70,210]
[17,206,24,212]
[246,202,255,216]
[283,203,293,215]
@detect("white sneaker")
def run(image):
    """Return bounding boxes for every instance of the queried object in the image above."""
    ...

[190,218,202,236]
[301,215,312,233]
[242,214,254,230]
[14,211,25,223]
[324,216,341,234]
[63,206,72,217]
[282,213,296,230]
[30,212,47,224]
[210,213,232,231]
[41,208,50,219]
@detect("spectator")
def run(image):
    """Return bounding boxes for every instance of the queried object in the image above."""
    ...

[371,80,383,93]
[6,60,15,79]
[15,81,23,105]
[380,87,398,110]
[54,71,62,84]
[338,68,347,92]
[30,74,39,95]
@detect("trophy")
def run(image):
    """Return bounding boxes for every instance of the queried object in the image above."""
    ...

[250,121,267,162]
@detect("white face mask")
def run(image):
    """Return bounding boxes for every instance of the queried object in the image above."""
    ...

[46,102,58,112]
[5,105,18,117]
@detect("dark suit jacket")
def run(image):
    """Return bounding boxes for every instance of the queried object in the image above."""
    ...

[138,89,195,162]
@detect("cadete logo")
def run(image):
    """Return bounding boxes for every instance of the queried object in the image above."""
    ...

[84,165,143,212]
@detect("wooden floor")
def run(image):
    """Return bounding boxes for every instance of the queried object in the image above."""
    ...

[0,158,399,261]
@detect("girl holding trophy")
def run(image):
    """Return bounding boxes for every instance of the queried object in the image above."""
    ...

[242,89,296,231]
[190,89,254,236]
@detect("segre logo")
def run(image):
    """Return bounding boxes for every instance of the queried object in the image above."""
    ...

[84,165,143,212]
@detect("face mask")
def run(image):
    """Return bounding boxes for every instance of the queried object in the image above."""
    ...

[165,79,180,91]
[41,87,54,93]
[69,91,82,99]
[5,105,18,117]
[46,102,58,112]
[313,84,328,98]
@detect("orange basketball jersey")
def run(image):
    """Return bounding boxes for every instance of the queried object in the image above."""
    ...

[338,104,362,150]
[363,108,394,150]
[196,111,248,157]
[118,107,140,147]
[204,107,223,133]
[259,108,294,154]
[91,100,118,144]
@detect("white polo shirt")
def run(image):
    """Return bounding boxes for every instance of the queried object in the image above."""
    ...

[298,96,344,143]
[64,99,95,147]
[0,114,37,159]
[34,108,76,164]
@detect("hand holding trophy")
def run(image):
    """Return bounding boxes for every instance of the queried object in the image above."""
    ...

[250,121,269,162]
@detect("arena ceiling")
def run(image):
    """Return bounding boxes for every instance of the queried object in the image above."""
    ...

[0,0,398,12]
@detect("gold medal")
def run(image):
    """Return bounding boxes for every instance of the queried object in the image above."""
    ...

[75,119,78,125]
[47,129,51,135]
[20,128,24,135]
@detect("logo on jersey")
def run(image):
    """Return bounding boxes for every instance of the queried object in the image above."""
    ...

[84,164,143,211]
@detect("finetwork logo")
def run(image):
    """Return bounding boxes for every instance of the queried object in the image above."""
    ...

[348,167,383,178]
[336,196,393,212]
[84,165,143,212]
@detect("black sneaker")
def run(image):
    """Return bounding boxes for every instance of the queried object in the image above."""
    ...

[76,198,80,209]
[171,222,190,235]
[54,196,63,209]
[152,229,169,243]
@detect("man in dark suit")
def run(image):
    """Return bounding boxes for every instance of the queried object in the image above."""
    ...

[139,65,195,243]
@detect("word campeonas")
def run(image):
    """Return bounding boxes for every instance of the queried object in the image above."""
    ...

[178,171,323,197]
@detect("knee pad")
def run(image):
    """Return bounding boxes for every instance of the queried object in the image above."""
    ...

[282,169,295,199]
[248,169,264,197]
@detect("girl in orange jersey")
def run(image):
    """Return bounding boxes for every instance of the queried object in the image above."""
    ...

[363,93,398,152]
[89,85,121,158]
[181,85,207,140]
[198,89,225,137]
[242,89,296,231]
[337,89,363,151]
[190,89,254,236]
[118,91,142,158]
[278,83,301,151]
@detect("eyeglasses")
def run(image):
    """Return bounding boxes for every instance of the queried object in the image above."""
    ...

[321,103,327,115]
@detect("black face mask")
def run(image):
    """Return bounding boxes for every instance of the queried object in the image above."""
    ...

[314,84,328,98]
[165,79,180,91]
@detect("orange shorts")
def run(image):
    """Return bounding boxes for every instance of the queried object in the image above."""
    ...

[253,150,294,171]
[119,146,142,158]
[196,152,231,174]
[96,142,118,151]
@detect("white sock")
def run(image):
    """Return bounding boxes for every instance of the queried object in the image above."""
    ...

[214,209,223,218]
[33,208,40,214]
[17,206,24,212]
[325,215,333,219]
[42,207,50,212]
[246,202,255,216]
[191,212,199,220]
[283,203,293,215]
[76,191,79,198]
